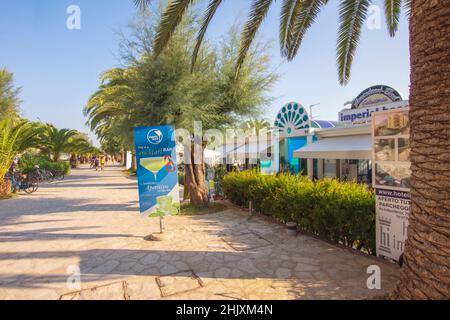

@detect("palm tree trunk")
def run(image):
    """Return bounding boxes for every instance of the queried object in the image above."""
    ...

[185,141,209,205]
[391,0,450,299]
[131,152,137,171]
[121,150,126,166]
[0,179,11,198]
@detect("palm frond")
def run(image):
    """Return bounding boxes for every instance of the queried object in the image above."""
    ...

[286,0,328,60]
[385,0,402,37]
[134,0,151,11]
[154,0,195,57]
[235,0,274,77]
[403,0,411,17]
[279,0,298,57]
[336,0,370,85]
[191,0,223,71]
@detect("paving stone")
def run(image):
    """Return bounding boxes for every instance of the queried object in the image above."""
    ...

[60,281,128,300]
[0,165,400,300]
[214,268,232,278]
[275,268,292,279]
[156,271,203,297]
[140,253,160,265]
[295,263,321,272]
[237,258,260,274]
[89,260,121,275]
[159,264,179,276]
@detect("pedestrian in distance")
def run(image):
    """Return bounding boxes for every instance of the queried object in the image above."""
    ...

[100,156,105,171]
[8,159,19,193]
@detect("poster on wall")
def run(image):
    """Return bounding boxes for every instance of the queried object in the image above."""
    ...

[372,107,411,263]
[375,189,410,261]
[134,126,180,218]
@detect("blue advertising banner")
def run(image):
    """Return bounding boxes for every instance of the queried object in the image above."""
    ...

[134,126,180,217]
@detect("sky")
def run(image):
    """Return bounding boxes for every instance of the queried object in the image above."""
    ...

[0,0,411,146]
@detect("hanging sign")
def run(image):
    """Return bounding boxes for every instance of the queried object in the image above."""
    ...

[339,85,406,125]
[353,85,402,109]
[134,126,180,217]
[372,108,411,263]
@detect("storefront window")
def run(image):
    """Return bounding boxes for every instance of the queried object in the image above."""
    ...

[357,160,372,184]
[324,160,336,178]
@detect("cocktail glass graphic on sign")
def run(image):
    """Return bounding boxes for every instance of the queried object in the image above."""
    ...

[140,157,168,181]
[149,196,180,218]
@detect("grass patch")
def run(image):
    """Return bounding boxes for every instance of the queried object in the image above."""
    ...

[180,202,227,216]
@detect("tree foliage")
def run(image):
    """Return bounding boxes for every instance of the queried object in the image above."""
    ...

[39,125,96,162]
[0,69,21,121]
[85,13,277,151]
[135,0,411,85]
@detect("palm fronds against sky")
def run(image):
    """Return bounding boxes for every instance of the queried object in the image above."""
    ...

[134,0,410,85]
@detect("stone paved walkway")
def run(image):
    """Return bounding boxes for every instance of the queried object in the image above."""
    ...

[0,165,399,300]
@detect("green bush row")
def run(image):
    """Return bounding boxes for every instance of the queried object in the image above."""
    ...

[222,170,376,254]
[19,153,71,175]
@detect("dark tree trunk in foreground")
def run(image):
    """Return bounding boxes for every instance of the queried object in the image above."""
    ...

[0,180,11,198]
[184,141,209,205]
[391,0,450,299]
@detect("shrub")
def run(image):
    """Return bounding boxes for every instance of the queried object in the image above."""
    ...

[19,153,71,175]
[222,170,376,255]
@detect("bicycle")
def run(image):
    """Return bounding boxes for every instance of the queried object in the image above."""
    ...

[5,172,38,194]
[30,166,54,183]
[51,169,65,181]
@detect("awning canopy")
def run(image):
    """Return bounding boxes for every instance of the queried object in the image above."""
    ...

[293,135,372,160]
[215,144,244,158]
[229,142,275,159]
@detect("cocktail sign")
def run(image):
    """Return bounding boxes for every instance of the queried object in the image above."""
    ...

[134,126,180,222]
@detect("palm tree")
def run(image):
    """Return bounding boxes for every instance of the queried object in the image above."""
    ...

[241,118,271,136]
[135,0,450,299]
[40,125,91,162]
[0,119,42,195]
[84,68,137,168]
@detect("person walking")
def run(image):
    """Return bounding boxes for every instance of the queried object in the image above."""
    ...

[100,156,105,171]
[90,156,96,169]
[8,159,19,193]
[95,157,100,171]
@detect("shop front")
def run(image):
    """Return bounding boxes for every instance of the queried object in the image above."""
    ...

[292,85,409,183]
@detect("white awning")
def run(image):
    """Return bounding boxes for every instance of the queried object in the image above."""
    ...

[215,144,244,158]
[293,135,372,160]
[229,142,275,159]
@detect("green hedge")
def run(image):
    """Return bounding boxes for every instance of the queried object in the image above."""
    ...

[222,171,376,254]
[19,153,71,175]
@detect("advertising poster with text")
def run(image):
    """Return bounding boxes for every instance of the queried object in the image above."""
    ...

[134,126,180,217]
[376,188,410,261]
[372,108,410,262]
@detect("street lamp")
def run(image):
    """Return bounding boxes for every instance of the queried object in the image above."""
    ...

[308,103,320,120]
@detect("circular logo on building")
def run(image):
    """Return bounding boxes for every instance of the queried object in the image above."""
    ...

[147,129,163,145]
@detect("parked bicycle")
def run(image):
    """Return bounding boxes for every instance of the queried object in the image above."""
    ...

[50,169,65,181]
[29,166,54,183]
[4,171,38,194]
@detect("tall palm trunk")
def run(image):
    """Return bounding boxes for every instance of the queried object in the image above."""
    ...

[391,0,450,299]
[185,141,209,205]
[131,152,137,171]
[121,151,126,166]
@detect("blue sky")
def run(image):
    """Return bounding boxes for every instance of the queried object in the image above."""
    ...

[0,0,410,145]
